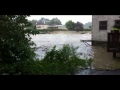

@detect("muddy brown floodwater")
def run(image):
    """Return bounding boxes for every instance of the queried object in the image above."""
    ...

[93,46,120,70]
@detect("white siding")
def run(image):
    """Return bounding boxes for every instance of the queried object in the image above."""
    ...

[92,15,120,41]
[36,25,49,29]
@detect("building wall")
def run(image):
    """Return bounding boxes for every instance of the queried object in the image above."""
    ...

[92,15,120,42]
[36,25,68,30]
[36,25,49,29]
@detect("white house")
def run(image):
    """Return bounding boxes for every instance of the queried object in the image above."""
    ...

[36,25,49,29]
[92,15,120,43]
[36,23,67,30]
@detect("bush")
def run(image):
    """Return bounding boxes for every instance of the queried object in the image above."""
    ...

[0,45,93,75]
[38,44,93,75]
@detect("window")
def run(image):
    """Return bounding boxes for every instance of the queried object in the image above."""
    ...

[115,20,120,25]
[114,20,120,28]
[99,21,107,30]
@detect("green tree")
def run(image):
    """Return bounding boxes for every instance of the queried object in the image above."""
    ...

[74,22,84,31]
[0,15,36,63]
[31,20,37,26]
[65,20,75,30]
[37,18,50,25]
[48,18,62,25]
[29,20,37,29]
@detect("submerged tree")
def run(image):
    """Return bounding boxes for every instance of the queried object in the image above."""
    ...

[0,15,36,63]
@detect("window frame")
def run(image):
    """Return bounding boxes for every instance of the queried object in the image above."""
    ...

[99,20,107,30]
[115,20,120,26]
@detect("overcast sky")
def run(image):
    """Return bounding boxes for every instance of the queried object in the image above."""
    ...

[27,15,92,25]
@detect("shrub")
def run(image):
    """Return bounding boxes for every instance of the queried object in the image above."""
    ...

[0,15,36,63]
[40,44,92,75]
[0,45,93,75]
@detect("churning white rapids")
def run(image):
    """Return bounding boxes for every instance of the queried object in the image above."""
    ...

[31,33,93,60]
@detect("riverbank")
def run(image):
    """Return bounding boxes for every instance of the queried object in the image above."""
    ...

[49,31,91,34]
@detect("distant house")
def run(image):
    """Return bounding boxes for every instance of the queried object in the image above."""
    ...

[36,23,67,30]
[92,15,120,43]
[36,25,49,29]
[48,25,67,30]
[36,22,49,29]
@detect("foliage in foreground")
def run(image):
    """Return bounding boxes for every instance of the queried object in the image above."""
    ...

[0,15,36,63]
[0,45,93,75]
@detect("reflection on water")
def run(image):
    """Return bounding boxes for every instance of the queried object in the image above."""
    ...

[31,33,93,60]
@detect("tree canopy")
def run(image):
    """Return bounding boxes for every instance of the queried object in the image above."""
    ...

[65,20,75,30]
[74,22,84,31]
[48,18,62,25]
[29,19,37,29]
[29,17,62,27]
[65,21,84,30]
[0,15,36,63]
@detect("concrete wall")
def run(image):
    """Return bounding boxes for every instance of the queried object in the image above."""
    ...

[92,15,120,42]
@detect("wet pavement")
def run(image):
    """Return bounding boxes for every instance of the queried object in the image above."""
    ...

[91,70,120,75]
[74,69,120,75]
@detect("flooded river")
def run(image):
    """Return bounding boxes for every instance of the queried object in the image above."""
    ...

[31,33,93,60]
[31,33,120,75]
[30,33,95,75]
